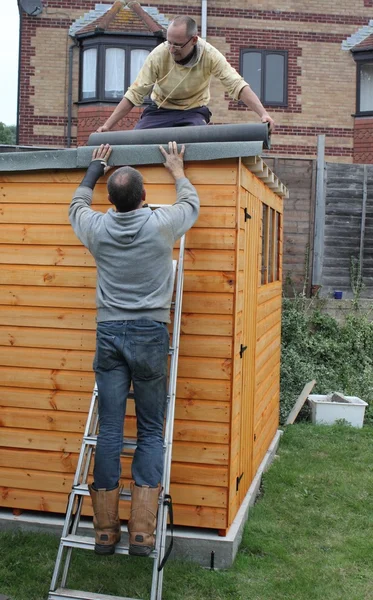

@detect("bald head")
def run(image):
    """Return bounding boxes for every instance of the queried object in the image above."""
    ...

[107,166,145,212]
[168,16,198,37]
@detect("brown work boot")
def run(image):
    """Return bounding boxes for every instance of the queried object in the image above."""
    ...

[128,483,161,557]
[88,484,121,555]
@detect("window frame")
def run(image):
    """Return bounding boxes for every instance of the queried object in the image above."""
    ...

[78,34,158,104]
[353,50,373,117]
[240,49,288,108]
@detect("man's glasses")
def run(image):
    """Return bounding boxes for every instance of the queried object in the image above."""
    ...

[165,37,193,50]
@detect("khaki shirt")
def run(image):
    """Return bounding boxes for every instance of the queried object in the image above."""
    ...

[124,38,248,110]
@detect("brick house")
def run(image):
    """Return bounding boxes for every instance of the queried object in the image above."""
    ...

[16,0,373,162]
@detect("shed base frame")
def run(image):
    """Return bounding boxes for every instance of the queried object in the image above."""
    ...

[0,431,282,570]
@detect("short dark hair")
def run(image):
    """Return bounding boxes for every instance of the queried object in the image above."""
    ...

[169,16,198,37]
[107,166,144,212]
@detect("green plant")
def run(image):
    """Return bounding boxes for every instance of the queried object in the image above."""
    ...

[349,256,364,309]
[280,298,373,425]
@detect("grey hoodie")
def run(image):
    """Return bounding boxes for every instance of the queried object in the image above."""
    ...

[69,177,199,323]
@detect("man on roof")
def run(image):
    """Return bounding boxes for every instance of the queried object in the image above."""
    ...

[96,15,275,133]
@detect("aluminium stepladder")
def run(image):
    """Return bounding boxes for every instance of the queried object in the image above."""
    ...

[48,231,186,600]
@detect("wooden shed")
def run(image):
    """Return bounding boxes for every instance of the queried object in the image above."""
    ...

[0,143,287,535]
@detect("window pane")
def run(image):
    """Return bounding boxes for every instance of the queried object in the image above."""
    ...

[242,52,262,99]
[360,63,373,112]
[105,48,125,99]
[82,48,97,99]
[261,204,268,285]
[130,49,150,84]
[265,54,284,103]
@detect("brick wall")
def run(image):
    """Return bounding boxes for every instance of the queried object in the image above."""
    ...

[77,106,144,146]
[354,118,373,163]
[18,1,373,162]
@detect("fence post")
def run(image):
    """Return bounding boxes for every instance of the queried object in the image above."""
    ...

[311,134,326,294]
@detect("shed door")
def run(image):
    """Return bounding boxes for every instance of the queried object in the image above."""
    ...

[238,190,260,506]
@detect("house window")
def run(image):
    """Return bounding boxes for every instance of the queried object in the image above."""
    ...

[240,50,287,107]
[355,58,373,115]
[79,36,157,103]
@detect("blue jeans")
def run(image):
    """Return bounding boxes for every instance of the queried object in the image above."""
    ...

[92,319,169,490]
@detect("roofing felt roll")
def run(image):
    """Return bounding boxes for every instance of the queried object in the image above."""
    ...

[87,122,271,150]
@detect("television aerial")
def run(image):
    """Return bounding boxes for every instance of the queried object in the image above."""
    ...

[19,0,43,16]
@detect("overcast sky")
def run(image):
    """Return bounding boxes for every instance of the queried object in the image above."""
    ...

[0,1,20,126]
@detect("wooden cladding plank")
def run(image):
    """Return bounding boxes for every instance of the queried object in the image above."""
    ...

[0,448,78,474]
[0,183,237,208]
[0,388,229,423]
[0,265,96,288]
[0,407,229,444]
[180,314,233,336]
[0,267,234,294]
[256,294,282,323]
[257,282,282,305]
[0,448,228,486]
[183,292,233,315]
[1,427,228,465]
[0,487,227,529]
[0,245,95,267]
[256,308,281,341]
[0,467,227,508]
[0,325,96,351]
[0,348,231,381]
[184,271,235,293]
[0,367,230,402]
[256,336,280,374]
[256,320,281,358]
[0,387,91,412]
[0,325,231,359]
[0,204,235,229]
[183,249,234,271]
[0,366,96,392]
[178,357,232,381]
[177,378,230,402]
[0,307,231,336]
[0,249,234,272]
[180,334,232,358]
[0,224,236,250]
[0,287,233,316]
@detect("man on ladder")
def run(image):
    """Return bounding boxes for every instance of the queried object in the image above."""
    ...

[68,141,199,558]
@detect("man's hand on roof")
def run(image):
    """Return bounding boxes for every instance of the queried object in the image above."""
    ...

[91,144,113,174]
[159,141,186,181]
[261,113,275,133]
[96,124,110,133]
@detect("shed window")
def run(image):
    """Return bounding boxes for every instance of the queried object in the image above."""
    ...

[241,50,287,107]
[261,205,281,285]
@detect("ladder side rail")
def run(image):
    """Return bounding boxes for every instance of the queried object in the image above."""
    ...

[50,387,99,592]
[73,387,98,487]
[152,235,185,600]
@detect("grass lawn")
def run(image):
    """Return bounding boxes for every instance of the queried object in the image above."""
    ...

[1,424,372,600]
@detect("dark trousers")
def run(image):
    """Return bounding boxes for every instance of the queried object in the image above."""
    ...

[134,102,212,129]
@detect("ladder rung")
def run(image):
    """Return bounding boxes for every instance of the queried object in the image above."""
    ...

[83,436,137,451]
[71,484,131,501]
[60,535,157,559]
[49,588,141,600]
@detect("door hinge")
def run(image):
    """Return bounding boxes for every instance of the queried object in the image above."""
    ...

[240,344,247,358]
[244,208,251,221]
[236,472,244,492]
